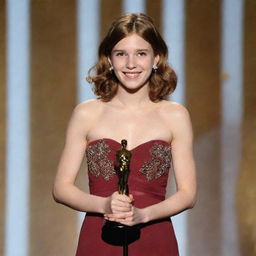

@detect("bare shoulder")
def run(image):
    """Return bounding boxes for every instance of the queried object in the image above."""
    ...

[72,99,103,120]
[157,100,193,142]
[67,99,104,137]
[158,100,191,121]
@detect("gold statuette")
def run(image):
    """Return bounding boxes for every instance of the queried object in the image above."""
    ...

[115,139,132,195]
[102,139,140,248]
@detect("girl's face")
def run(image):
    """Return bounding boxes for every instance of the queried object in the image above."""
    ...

[109,34,159,91]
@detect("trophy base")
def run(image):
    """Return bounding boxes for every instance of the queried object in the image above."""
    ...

[102,220,140,246]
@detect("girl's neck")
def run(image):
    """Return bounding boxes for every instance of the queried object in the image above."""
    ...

[113,85,152,109]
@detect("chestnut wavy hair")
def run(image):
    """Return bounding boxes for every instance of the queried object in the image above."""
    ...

[87,13,177,102]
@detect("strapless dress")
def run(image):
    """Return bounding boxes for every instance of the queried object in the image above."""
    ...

[75,138,179,256]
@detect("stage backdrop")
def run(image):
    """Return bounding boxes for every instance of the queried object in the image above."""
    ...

[1,0,255,256]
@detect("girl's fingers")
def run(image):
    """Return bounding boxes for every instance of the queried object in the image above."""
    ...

[113,192,133,202]
[107,192,134,214]
[111,206,131,213]
[104,211,132,219]
[111,202,131,211]
[111,198,132,211]
[104,207,144,227]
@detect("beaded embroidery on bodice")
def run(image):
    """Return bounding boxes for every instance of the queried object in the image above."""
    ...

[139,142,171,180]
[86,140,115,181]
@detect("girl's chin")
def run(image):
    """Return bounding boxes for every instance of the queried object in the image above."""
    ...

[118,81,149,93]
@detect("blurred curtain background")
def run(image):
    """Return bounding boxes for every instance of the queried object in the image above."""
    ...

[0,0,255,255]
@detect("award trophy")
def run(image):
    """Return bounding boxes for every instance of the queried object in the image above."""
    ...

[102,140,140,256]
[116,139,131,196]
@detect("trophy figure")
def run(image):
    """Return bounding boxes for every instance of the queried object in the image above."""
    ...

[116,140,132,196]
[102,140,140,255]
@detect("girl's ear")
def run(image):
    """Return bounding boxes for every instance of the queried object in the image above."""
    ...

[154,55,160,66]
[108,57,112,66]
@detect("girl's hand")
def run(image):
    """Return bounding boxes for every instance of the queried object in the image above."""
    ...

[104,191,133,214]
[104,206,148,226]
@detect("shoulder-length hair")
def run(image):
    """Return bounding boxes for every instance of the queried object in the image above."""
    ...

[87,13,177,102]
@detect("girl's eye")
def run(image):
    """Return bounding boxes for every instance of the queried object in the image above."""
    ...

[116,52,125,56]
[137,51,147,56]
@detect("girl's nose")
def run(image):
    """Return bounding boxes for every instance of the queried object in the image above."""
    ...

[126,55,136,69]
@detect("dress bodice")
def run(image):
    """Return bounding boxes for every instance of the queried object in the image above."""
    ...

[76,139,179,256]
[86,138,172,207]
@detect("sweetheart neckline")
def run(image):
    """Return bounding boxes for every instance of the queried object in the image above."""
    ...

[86,138,171,151]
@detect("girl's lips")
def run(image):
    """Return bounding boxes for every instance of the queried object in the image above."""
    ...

[123,71,141,79]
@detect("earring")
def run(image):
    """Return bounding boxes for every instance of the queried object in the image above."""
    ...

[109,66,113,71]
[152,64,158,71]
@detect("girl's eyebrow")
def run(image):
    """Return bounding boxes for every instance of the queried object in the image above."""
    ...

[112,48,149,52]
[136,49,149,52]
[112,49,124,53]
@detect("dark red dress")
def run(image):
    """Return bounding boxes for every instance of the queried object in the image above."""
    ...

[76,138,179,256]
